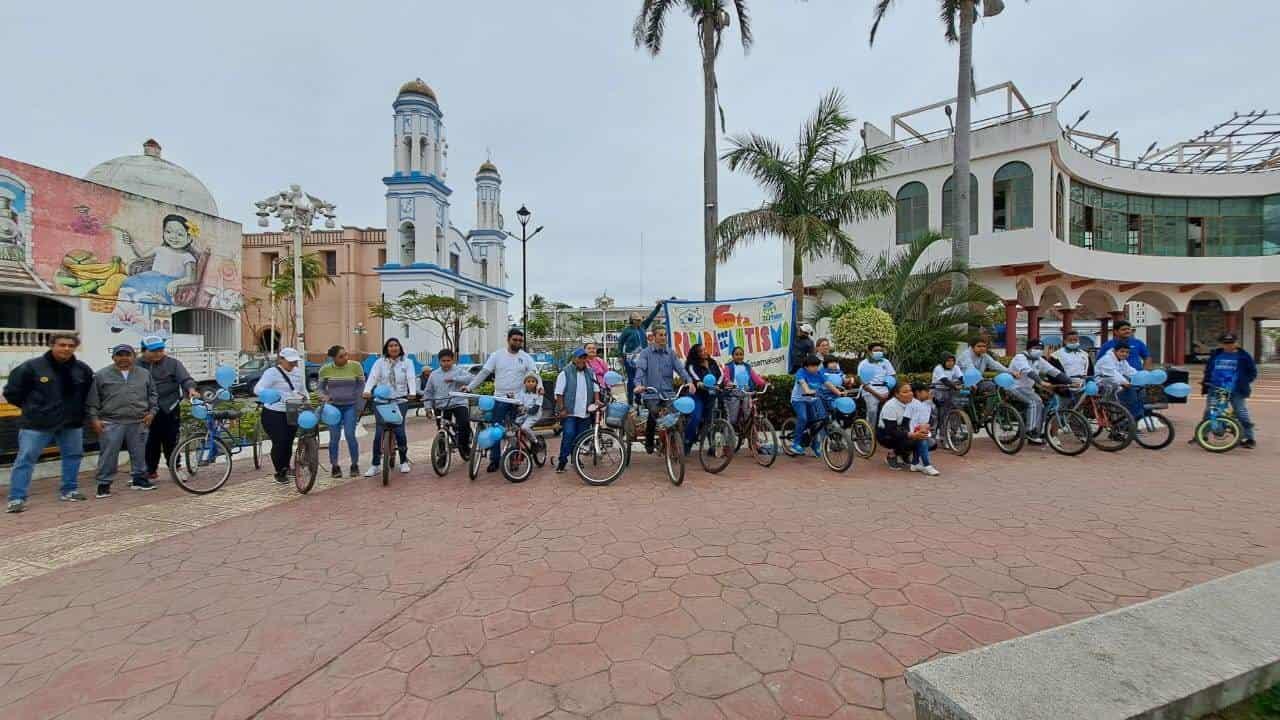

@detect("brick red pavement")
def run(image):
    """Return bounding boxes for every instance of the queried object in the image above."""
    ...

[1,372,1279,719]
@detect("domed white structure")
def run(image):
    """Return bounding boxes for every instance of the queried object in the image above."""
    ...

[85,139,218,215]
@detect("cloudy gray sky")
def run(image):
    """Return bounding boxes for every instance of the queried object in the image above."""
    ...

[4,1,1277,309]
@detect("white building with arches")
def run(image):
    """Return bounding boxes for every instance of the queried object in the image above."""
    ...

[377,79,511,359]
[800,82,1280,363]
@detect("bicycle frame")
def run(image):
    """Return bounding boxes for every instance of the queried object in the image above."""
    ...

[1203,387,1235,430]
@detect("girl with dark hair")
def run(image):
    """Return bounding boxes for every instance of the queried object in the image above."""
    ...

[683,343,721,453]
[361,337,417,476]
[117,214,200,304]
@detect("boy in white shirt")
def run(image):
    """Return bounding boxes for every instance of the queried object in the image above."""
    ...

[1051,330,1093,388]
[906,382,940,476]
[1096,342,1138,402]
[930,352,963,420]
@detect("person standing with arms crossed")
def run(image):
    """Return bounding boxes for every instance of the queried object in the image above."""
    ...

[467,328,539,473]
[86,344,158,496]
[137,336,197,480]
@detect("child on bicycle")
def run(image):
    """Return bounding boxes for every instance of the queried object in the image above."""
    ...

[1199,332,1257,448]
[422,349,473,461]
[931,352,962,422]
[1096,341,1138,412]
[720,346,766,426]
[907,381,941,476]
[790,354,829,457]
[1008,339,1065,445]
[877,382,931,472]
[516,373,544,434]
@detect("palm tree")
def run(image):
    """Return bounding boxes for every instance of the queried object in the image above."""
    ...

[869,0,1010,293]
[265,252,332,345]
[813,231,999,371]
[717,90,895,318]
[634,0,753,302]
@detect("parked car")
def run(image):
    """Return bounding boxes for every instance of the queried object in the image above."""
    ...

[229,355,321,397]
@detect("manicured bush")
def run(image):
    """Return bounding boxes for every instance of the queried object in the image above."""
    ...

[832,307,896,356]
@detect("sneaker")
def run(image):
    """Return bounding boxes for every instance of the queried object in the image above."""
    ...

[555,459,567,474]
[331,465,342,478]
[811,446,822,459]
[131,479,156,491]
[1240,438,1256,449]
[790,442,805,455]
[886,455,903,470]
[6,500,25,513]
[1027,435,1045,445]
[349,464,360,476]
[96,484,111,498]
[399,462,411,474]
[274,471,290,484]
[59,491,87,502]
[486,461,499,473]
[921,465,941,477]
[364,465,381,477]
[909,463,923,473]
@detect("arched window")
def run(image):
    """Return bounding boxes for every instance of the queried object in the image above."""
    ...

[1055,174,1065,240]
[942,173,978,238]
[993,162,1033,231]
[895,182,929,245]
[400,222,416,264]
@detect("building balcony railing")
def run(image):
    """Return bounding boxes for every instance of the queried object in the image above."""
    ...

[0,327,64,348]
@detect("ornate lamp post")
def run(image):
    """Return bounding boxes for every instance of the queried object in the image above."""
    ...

[504,205,543,329]
[254,185,337,362]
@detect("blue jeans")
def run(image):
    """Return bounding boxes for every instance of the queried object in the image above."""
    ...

[1118,386,1144,423]
[791,397,825,449]
[624,359,638,406]
[328,403,359,466]
[683,396,706,450]
[8,427,84,502]
[96,421,148,486]
[559,415,588,464]
[1202,393,1255,441]
[371,402,408,466]
[488,402,513,467]
[911,438,932,467]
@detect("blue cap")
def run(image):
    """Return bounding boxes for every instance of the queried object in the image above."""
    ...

[571,348,587,358]
[141,335,166,351]
[111,344,135,356]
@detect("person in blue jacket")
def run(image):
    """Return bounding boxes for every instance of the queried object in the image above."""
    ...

[1199,332,1258,449]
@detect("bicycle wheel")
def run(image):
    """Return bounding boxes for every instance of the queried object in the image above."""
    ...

[381,427,394,486]
[468,433,484,481]
[851,418,877,459]
[531,435,548,467]
[431,432,451,476]
[500,446,533,483]
[573,428,626,486]
[663,432,685,486]
[1134,411,1174,450]
[698,418,735,474]
[942,410,973,456]
[987,403,1026,455]
[171,435,232,494]
[250,421,262,470]
[293,434,319,494]
[779,418,800,456]
[821,426,854,473]
[1045,410,1091,457]
[1090,400,1135,452]
[1195,416,1242,452]
[750,417,779,468]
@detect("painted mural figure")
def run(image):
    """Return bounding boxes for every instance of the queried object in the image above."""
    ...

[119,214,201,305]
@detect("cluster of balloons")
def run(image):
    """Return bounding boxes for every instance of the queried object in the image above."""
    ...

[604,371,623,387]
[994,372,1016,389]
[1131,369,1169,387]
[833,396,856,415]
[672,396,695,415]
[962,367,983,388]
[1164,382,1192,398]
[856,365,898,389]
[476,426,505,449]
[214,365,236,390]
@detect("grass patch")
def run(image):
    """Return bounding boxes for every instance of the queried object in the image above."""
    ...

[1212,685,1280,720]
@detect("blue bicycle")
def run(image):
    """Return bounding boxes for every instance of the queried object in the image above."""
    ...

[170,398,262,494]
[1194,387,1242,452]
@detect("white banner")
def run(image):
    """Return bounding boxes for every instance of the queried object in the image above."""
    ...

[663,292,796,376]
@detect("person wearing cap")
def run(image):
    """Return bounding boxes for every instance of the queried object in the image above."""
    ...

[1007,338,1065,444]
[856,341,896,430]
[4,332,94,512]
[554,349,601,473]
[1199,332,1257,448]
[468,327,539,473]
[86,344,158,496]
[618,312,648,406]
[254,347,307,482]
[137,336,197,479]
[789,323,816,374]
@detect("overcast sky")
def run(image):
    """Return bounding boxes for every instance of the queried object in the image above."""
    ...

[4,1,1277,309]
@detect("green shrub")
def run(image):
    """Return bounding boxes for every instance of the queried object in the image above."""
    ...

[832,307,896,356]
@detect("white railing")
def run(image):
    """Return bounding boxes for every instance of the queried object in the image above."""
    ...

[0,327,64,348]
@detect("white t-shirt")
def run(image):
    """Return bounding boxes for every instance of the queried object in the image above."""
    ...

[470,349,538,397]
[906,398,933,430]
[554,371,590,418]
[152,245,196,277]
[1053,347,1090,379]
[1009,354,1061,390]
[932,364,962,387]
[878,397,910,429]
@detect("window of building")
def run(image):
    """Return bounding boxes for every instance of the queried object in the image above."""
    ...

[895,181,929,245]
[262,252,279,277]
[1127,215,1141,254]
[993,162,1033,231]
[399,222,415,264]
[377,249,386,266]
[1055,175,1065,241]
[941,173,978,238]
[480,258,488,284]
[449,252,460,273]
[322,250,337,276]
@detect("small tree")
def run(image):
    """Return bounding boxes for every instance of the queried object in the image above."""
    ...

[265,252,333,345]
[368,290,487,352]
[832,306,897,359]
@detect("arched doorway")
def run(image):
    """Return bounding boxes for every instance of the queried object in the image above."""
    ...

[258,328,281,353]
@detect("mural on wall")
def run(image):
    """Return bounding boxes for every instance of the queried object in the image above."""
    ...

[0,156,243,339]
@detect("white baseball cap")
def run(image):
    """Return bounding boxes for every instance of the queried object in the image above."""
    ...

[279,348,302,362]
[799,323,814,334]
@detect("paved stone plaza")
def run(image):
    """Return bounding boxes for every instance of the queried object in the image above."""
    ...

[1,373,1278,720]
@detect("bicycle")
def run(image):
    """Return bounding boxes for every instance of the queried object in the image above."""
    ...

[833,393,877,459]
[941,385,1024,455]
[455,393,524,481]
[572,399,629,486]
[170,397,263,494]
[287,400,320,494]
[369,397,405,487]
[1194,386,1243,452]
[499,398,545,484]
[1132,383,1176,450]
[639,386,696,486]
[729,387,778,468]
[931,388,972,456]
[694,385,736,474]
[1029,386,1092,456]
[426,396,471,476]
[779,395,854,473]
[1071,380,1136,452]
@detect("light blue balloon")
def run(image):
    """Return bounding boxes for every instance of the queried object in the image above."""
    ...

[214,365,236,389]
[1132,371,1152,387]
[834,396,856,415]
[673,396,696,415]
[191,403,209,420]
[297,410,318,430]
[994,372,1015,389]
[258,388,282,405]
[604,371,623,386]
[476,426,500,449]
[884,375,897,390]
[1150,369,1168,385]
[321,404,342,425]
[478,395,495,411]
[1164,382,1192,398]
[702,374,717,387]
[962,367,982,388]
[858,365,878,383]
[373,384,393,400]
[215,389,232,401]
[1084,380,1099,396]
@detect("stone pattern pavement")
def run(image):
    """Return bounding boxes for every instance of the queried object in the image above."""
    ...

[1,373,1279,719]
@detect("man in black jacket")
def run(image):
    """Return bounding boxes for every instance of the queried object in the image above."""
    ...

[3,333,94,512]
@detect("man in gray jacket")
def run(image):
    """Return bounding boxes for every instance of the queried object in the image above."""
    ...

[86,344,158,497]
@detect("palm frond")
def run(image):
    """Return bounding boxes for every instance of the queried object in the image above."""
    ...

[940,0,962,42]
[732,0,754,49]
[868,0,896,45]
[633,0,680,55]
[716,208,791,261]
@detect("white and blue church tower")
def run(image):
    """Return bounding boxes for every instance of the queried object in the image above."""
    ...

[378,79,512,361]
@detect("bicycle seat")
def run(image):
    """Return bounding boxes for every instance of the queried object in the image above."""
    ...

[210,409,242,420]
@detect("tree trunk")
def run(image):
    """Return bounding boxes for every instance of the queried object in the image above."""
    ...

[953,0,974,294]
[701,18,719,302]
[792,250,805,321]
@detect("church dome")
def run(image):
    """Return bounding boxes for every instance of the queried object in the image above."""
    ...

[398,78,438,101]
[477,160,499,175]
[85,140,218,216]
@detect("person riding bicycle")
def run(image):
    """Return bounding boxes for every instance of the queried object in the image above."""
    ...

[516,372,544,434]
[555,349,602,473]
[683,343,722,455]
[1008,338,1065,445]
[720,345,766,427]
[467,328,540,473]
[362,337,418,476]
[791,354,833,457]
[1096,341,1139,416]
[1198,332,1257,449]
[422,348,473,461]
[1050,330,1093,389]
[856,342,895,429]
[957,337,1008,392]
[633,326,694,454]
[930,352,962,422]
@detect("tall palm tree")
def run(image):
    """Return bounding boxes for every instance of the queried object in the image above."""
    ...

[634,0,753,302]
[813,231,999,371]
[717,90,895,319]
[869,0,1009,292]
[265,252,332,345]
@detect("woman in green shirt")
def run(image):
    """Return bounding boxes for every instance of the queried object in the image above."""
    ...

[319,345,365,477]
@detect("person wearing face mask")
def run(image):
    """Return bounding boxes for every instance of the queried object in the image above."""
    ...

[856,342,896,430]
[1051,330,1093,388]
[1007,339,1065,444]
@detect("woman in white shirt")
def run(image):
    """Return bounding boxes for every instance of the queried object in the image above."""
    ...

[253,347,307,482]
[361,337,418,476]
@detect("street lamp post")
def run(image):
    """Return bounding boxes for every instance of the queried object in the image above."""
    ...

[255,185,337,362]
[505,205,543,330]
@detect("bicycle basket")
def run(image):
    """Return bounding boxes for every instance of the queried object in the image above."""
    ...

[375,402,405,426]
[284,400,309,427]
[656,412,680,430]
[605,402,630,428]
[1141,384,1169,409]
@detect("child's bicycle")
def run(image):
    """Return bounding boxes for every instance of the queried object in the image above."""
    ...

[1071,380,1136,452]
[170,396,263,494]
[1194,386,1243,452]
[426,396,471,476]
[1029,385,1092,456]
[729,387,779,468]
[694,385,736,475]
[833,393,877,459]
[779,395,854,473]
[500,397,547,483]
[639,386,697,486]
